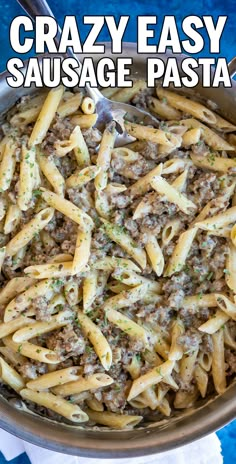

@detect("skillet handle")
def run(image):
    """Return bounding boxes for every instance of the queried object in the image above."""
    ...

[228,57,236,79]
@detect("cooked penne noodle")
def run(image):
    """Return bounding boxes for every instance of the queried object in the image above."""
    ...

[198,350,212,372]
[64,280,79,306]
[105,307,149,345]
[214,294,236,321]
[102,283,149,312]
[174,350,198,407]
[111,80,146,103]
[41,190,93,231]
[54,126,86,158]
[211,113,236,133]
[4,278,57,322]
[27,367,80,391]
[194,364,208,398]
[174,385,199,409]
[38,151,65,196]
[162,219,182,247]
[223,324,236,350]
[20,389,89,423]
[86,409,142,429]
[0,196,7,221]
[5,207,54,257]
[169,320,184,361]
[181,293,217,310]
[162,158,192,174]
[94,190,111,219]
[0,346,26,368]
[111,269,161,293]
[145,233,164,276]
[76,311,112,370]
[83,270,98,313]
[86,397,104,412]
[0,138,17,191]
[198,310,229,334]
[0,246,6,272]
[148,96,181,120]
[29,86,64,147]
[12,310,73,342]
[101,219,146,269]
[95,121,116,191]
[191,152,236,173]
[212,330,226,394]
[72,228,91,274]
[10,106,41,127]
[92,257,141,273]
[165,228,198,276]
[124,121,181,148]
[23,261,76,279]
[57,92,82,118]
[127,360,175,400]
[151,176,196,215]
[0,315,35,339]
[231,224,236,247]
[180,119,235,151]
[66,165,100,189]
[171,170,189,192]
[53,373,113,396]
[132,192,157,220]
[156,88,217,124]
[70,113,98,129]
[195,206,236,231]
[18,144,36,211]
[3,336,60,364]
[0,277,35,307]
[225,244,236,292]
[0,355,25,392]
[4,205,21,235]
[81,96,95,114]
[128,164,163,198]
[182,128,202,147]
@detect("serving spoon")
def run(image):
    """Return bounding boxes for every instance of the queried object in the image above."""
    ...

[17,0,159,146]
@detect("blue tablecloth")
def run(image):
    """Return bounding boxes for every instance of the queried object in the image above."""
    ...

[0,1,235,463]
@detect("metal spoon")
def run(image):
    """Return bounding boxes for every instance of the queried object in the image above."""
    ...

[17,0,159,146]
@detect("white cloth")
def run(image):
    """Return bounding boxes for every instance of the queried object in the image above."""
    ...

[0,428,222,464]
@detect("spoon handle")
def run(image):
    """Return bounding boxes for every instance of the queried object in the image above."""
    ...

[17,0,104,103]
[17,0,55,20]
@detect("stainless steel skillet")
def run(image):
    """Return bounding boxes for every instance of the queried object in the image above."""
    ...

[0,45,235,457]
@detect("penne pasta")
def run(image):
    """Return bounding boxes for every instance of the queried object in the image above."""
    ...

[86,409,142,429]
[212,331,226,394]
[156,88,217,124]
[5,208,54,257]
[29,86,64,147]
[151,176,197,215]
[52,373,113,396]
[38,151,65,196]
[20,389,89,423]
[27,367,81,391]
[127,360,175,400]
[180,119,235,151]
[41,190,94,231]
[76,311,112,370]
[101,219,146,269]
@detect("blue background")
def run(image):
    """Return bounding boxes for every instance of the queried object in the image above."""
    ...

[0,0,236,462]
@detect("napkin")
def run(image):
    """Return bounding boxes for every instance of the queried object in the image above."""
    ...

[0,428,223,464]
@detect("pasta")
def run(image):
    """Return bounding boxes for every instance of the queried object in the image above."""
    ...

[0,84,235,430]
[29,86,64,147]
